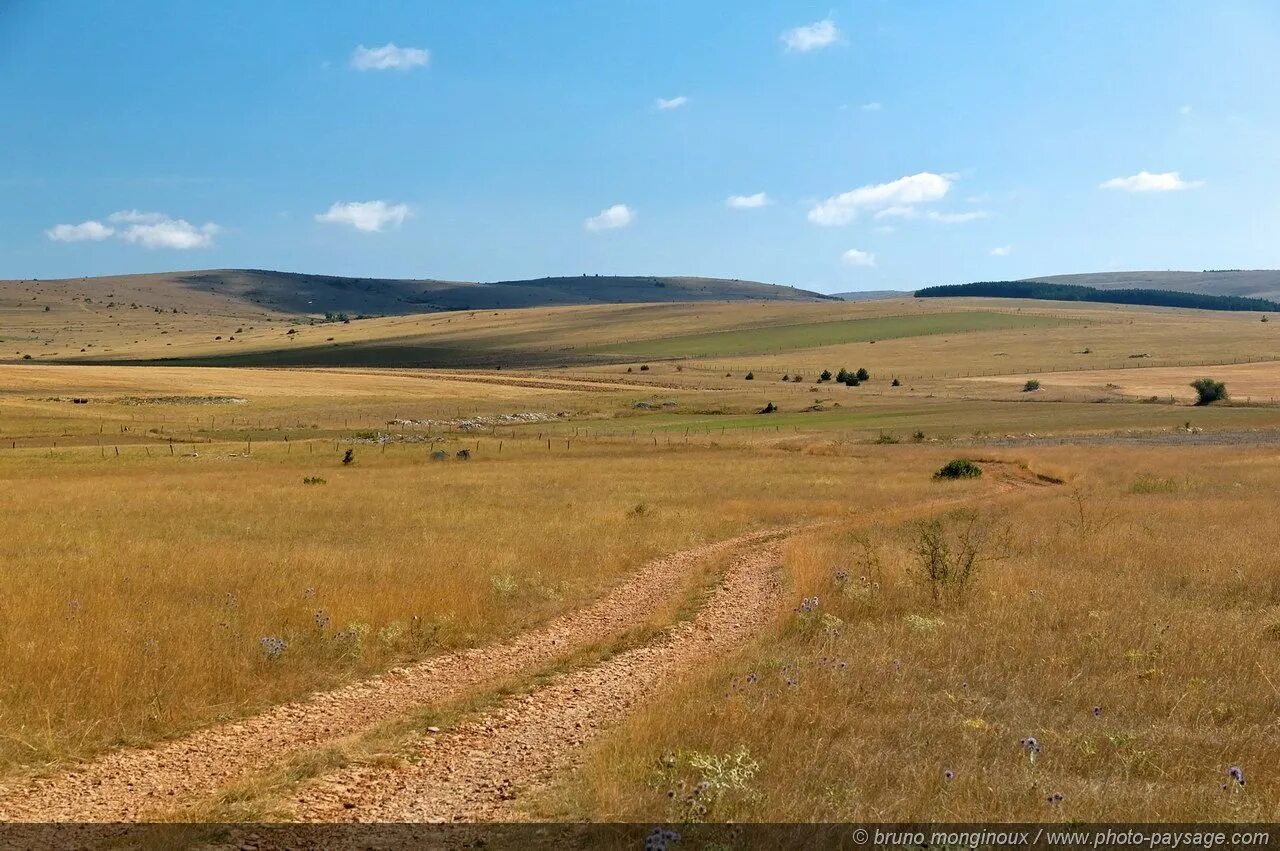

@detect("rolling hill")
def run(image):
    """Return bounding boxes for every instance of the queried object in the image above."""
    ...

[1023,270,1280,301]
[3,269,832,319]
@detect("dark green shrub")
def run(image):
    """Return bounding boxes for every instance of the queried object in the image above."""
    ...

[891,378,901,387]
[934,459,982,479]
[855,367,869,381]
[819,370,832,382]
[745,372,754,380]
[1024,379,1041,392]
[1190,378,1227,405]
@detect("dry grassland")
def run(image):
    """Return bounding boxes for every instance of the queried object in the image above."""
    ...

[0,434,929,772]
[554,446,1280,822]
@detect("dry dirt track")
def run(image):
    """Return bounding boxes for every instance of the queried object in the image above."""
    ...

[289,540,784,822]
[0,462,1055,825]
[0,527,791,822]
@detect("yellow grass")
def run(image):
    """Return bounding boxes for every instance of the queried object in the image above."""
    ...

[0,434,928,771]
[4,295,1280,824]
[551,446,1280,821]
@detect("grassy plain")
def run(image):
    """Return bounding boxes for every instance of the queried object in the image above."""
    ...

[555,446,1280,822]
[2,292,1280,823]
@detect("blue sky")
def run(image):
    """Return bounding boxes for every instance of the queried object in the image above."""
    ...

[4,1,1280,293]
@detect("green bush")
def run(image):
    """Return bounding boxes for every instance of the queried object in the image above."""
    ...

[934,459,982,480]
[855,367,869,381]
[819,369,832,382]
[1023,379,1041,392]
[1190,377,1227,405]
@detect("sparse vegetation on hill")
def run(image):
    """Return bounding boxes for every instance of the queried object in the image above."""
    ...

[916,280,1280,312]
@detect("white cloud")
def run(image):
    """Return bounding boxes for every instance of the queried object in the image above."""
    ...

[655,95,689,110]
[584,204,635,231]
[809,172,953,226]
[726,192,771,209]
[1099,170,1203,192]
[861,101,883,111]
[841,248,876,267]
[350,43,430,71]
[48,211,218,249]
[1179,105,1193,116]
[990,245,1013,257]
[315,200,411,232]
[119,217,219,249]
[46,220,114,242]
[782,18,840,52]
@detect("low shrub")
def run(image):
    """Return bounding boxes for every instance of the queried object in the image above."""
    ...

[1190,377,1227,405]
[934,459,982,480]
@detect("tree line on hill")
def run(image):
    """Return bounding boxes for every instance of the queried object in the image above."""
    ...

[914,281,1280,312]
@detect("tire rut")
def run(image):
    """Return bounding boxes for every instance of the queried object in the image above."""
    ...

[288,539,785,823]
[0,527,789,822]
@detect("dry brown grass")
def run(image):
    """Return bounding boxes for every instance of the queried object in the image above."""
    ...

[553,446,1280,822]
[0,434,937,773]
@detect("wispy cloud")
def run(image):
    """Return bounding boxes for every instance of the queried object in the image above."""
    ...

[45,220,114,242]
[315,200,411,232]
[842,248,876,267]
[655,95,689,110]
[47,211,218,248]
[726,192,771,209]
[990,245,1013,257]
[861,101,883,111]
[809,172,953,226]
[782,18,841,52]
[350,43,430,71]
[584,204,635,231]
[927,210,989,223]
[1100,170,1203,192]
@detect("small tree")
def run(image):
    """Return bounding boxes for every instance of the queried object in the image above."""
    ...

[891,378,901,387]
[1024,379,1041,392]
[855,367,869,381]
[1190,378,1228,406]
[913,509,1009,603]
[835,368,851,383]
[745,371,754,380]
[819,369,832,382]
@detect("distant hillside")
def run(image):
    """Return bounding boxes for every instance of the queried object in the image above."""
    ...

[2,269,832,319]
[830,290,910,301]
[1024,270,1280,301]
[916,280,1280,312]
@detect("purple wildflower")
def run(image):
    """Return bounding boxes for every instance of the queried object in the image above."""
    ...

[1229,766,1245,787]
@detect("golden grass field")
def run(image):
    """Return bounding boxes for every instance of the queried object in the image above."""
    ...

[554,446,1280,822]
[2,287,1280,823]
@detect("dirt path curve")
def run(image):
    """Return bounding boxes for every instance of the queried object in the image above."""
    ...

[286,461,1059,824]
[290,538,785,823]
[0,527,793,822]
